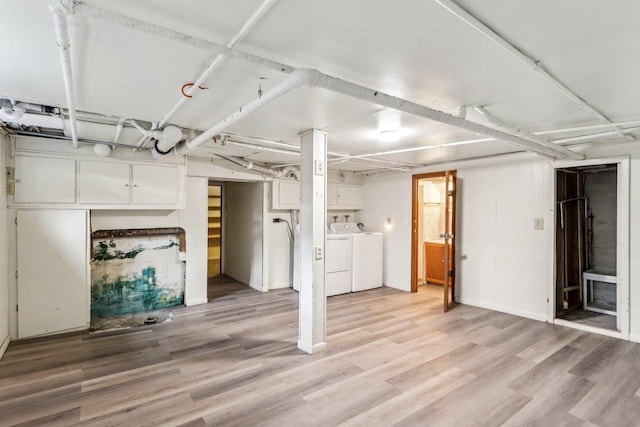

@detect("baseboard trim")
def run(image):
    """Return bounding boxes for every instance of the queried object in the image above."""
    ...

[553,318,622,339]
[269,282,292,290]
[297,340,327,354]
[185,297,208,306]
[456,297,547,322]
[629,333,640,343]
[0,335,9,361]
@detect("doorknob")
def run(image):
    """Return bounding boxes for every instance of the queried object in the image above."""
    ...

[439,233,454,239]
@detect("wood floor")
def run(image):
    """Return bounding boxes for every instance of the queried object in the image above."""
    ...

[1,279,640,426]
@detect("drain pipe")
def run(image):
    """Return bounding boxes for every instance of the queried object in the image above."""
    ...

[49,0,79,149]
[473,106,584,160]
[176,69,575,159]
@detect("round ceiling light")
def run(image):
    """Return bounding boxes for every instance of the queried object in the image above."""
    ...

[379,129,400,142]
[93,143,112,157]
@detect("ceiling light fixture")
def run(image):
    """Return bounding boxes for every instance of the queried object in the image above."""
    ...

[379,129,400,142]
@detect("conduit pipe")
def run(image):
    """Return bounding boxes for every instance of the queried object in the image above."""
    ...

[432,0,632,142]
[551,127,640,145]
[49,0,79,148]
[473,106,584,160]
[176,69,572,160]
[225,134,422,168]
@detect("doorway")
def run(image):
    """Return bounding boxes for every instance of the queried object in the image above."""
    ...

[207,182,223,279]
[554,163,619,331]
[411,171,457,312]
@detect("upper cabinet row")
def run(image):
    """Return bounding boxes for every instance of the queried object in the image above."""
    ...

[13,155,185,209]
[272,179,362,210]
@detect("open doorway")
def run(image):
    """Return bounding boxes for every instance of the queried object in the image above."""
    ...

[207,182,223,279]
[411,171,457,311]
[555,164,619,331]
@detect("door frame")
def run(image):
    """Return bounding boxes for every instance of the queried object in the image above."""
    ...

[411,171,457,302]
[549,157,630,339]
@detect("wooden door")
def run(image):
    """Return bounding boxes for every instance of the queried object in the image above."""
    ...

[443,171,457,312]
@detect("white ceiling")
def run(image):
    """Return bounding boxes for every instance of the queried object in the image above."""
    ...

[1,0,639,172]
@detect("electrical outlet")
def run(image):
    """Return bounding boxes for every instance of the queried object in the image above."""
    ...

[314,160,324,175]
[314,245,323,260]
[533,218,544,230]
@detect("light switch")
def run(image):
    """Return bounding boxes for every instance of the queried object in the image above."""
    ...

[533,218,544,230]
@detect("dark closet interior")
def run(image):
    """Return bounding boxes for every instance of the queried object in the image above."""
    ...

[555,164,617,330]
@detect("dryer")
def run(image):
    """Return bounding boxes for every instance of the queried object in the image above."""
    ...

[351,232,383,292]
[330,222,383,292]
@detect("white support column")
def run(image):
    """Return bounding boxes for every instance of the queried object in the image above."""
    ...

[298,129,327,354]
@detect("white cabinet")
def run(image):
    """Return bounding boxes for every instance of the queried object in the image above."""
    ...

[78,160,130,204]
[14,155,76,203]
[11,154,183,208]
[132,164,179,204]
[17,210,89,338]
[272,179,300,209]
[272,180,362,210]
[327,184,362,209]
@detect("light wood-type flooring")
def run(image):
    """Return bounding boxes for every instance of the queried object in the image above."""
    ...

[1,278,640,426]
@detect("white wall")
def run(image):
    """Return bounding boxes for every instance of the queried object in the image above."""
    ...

[267,210,295,289]
[360,142,640,333]
[224,181,264,291]
[359,173,413,290]
[177,176,208,305]
[0,133,10,358]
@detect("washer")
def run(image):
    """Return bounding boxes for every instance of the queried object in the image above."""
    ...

[351,231,383,292]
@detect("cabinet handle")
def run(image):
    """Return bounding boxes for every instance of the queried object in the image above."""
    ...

[125,184,129,187]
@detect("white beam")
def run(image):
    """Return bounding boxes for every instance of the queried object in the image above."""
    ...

[298,129,327,354]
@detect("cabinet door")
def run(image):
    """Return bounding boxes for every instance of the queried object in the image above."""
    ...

[336,184,362,209]
[132,164,178,204]
[78,160,130,204]
[272,180,300,209]
[425,242,445,284]
[17,210,88,338]
[326,184,338,209]
[14,155,76,203]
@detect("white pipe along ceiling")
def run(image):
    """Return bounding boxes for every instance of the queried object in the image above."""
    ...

[432,0,632,142]
[49,0,79,148]
[62,2,583,161]
[135,0,279,150]
[174,68,581,160]
[20,1,637,174]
